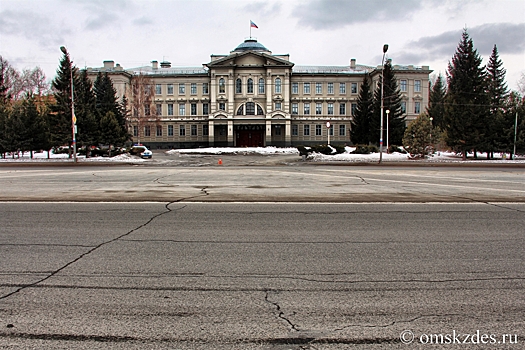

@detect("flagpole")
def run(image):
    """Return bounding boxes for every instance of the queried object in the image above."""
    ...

[249,21,252,38]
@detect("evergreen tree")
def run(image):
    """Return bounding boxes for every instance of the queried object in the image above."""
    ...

[350,74,373,144]
[76,69,99,150]
[94,72,128,146]
[427,74,446,130]
[51,50,78,152]
[443,29,490,160]
[402,113,432,157]
[99,111,121,156]
[485,45,508,156]
[0,58,10,156]
[371,59,405,146]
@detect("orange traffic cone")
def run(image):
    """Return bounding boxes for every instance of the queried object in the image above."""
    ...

[218,158,222,165]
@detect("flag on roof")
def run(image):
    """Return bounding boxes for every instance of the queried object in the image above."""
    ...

[250,21,258,28]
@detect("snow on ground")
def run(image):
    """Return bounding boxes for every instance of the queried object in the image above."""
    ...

[1,148,524,163]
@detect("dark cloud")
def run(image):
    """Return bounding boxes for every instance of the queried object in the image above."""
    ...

[395,23,525,65]
[133,16,153,26]
[0,10,69,47]
[84,12,120,31]
[292,0,433,29]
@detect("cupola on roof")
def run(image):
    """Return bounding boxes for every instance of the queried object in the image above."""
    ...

[232,38,271,53]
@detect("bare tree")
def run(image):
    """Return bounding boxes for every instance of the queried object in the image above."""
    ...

[127,72,159,145]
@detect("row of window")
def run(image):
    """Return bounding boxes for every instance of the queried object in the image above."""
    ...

[134,124,348,138]
[292,124,346,136]
[140,100,421,117]
[153,79,422,97]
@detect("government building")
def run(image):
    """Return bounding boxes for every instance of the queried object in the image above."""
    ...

[87,38,432,148]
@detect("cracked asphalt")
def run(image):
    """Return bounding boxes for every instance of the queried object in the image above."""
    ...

[1,158,525,348]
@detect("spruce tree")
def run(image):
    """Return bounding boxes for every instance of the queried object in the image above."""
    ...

[485,45,508,156]
[371,59,405,147]
[350,74,373,144]
[427,74,446,130]
[51,51,78,152]
[76,69,99,149]
[443,29,490,160]
[402,113,432,157]
[94,72,128,146]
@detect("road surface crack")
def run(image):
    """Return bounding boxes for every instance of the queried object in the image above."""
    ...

[265,290,300,332]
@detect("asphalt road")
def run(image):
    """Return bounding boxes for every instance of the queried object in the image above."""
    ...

[0,161,524,348]
[1,202,524,349]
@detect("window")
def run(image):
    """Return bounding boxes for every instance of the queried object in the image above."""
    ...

[156,104,162,116]
[219,78,225,93]
[415,80,421,92]
[339,83,346,94]
[329,125,334,136]
[167,84,174,95]
[274,125,282,136]
[415,101,421,114]
[179,104,185,116]
[191,103,197,115]
[237,105,244,115]
[339,124,346,136]
[304,103,310,115]
[168,125,173,136]
[167,104,174,116]
[247,78,254,93]
[236,78,242,94]
[203,103,209,115]
[156,125,162,137]
[246,102,255,115]
[155,84,162,95]
[401,101,407,114]
[179,125,185,136]
[292,125,298,136]
[315,82,322,94]
[275,78,281,93]
[328,103,334,115]
[219,102,225,111]
[400,80,407,92]
[303,124,310,136]
[258,78,265,94]
[339,103,346,115]
[203,83,209,94]
[275,102,282,110]
[351,103,357,116]
[316,103,322,115]
[351,82,357,94]
[304,82,310,94]
[133,125,138,137]
[144,104,150,116]
[328,82,334,94]
[257,105,264,115]
[191,125,197,136]
[316,124,322,136]
[144,125,151,137]
[191,83,197,95]
[203,124,209,136]
[292,82,298,94]
[292,103,298,115]
[179,83,185,94]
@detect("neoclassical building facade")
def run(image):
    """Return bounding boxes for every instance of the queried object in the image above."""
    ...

[87,38,432,148]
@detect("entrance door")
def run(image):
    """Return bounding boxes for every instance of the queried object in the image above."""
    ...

[235,125,264,147]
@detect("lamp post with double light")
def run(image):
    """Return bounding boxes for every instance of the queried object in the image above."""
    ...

[379,44,388,164]
[60,46,77,163]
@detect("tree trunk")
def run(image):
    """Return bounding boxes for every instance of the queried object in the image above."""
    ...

[462,150,467,161]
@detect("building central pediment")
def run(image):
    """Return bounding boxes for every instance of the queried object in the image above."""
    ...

[205,51,294,69]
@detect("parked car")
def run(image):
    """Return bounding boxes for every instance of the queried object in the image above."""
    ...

[129,145,153,159]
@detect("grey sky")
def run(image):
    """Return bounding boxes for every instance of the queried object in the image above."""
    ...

[0,0,523,89]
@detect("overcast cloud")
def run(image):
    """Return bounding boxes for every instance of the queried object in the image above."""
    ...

[0,0,523,89]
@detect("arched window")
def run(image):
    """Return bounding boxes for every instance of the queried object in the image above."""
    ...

[275,78,281,93]
[219,78,225,93]
[247,78,254,93]
[259,78,265,94]
[236,78,242,94]
[257,105,264,115]
[246,102,255,115]
[237,105,244,115]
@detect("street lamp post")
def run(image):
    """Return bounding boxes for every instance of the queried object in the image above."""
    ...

[385,109,390,153]
[429,116,434,155]
[60,46,77,163]
[379,44,389,164]
[513,110,518,160]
